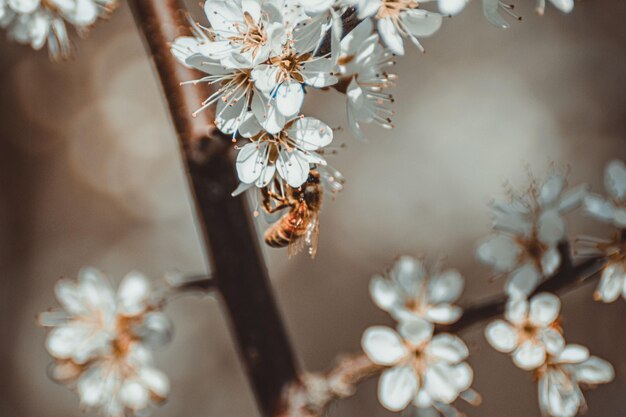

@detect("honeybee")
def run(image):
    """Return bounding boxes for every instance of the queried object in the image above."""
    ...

[262,171,323,258]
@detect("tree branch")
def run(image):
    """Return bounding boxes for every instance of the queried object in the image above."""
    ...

[127,2,299,416]
[283,242,607,417]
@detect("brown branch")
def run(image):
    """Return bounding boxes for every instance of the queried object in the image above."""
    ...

[127,2,299,416]
[282,242,607,417]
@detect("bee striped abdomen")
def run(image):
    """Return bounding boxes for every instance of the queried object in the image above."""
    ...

[264,205,308,248]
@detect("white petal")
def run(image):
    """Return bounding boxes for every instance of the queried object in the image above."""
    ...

[541,246,561,276]
[251,64,280,94]
[117,272,151,316]
[438,0,467,15]
[400,9,442,37]
[370,275,401,311]
[140,367,170,399]
[55,279,87,315]
[215,98,247,135]
[538,209,566,245]
[63,0,98,26]
[428,270,464,304]
[120,381,149,410]
[79,268,116,316]
[595,263,624,303]
[427,334,469,363]
[540,328,565,355]
[378,366,418,411]
[356,0,381,19]
[538,174,565,207]
[135,312,173,348]
[399,317,434,346]
[362,326,409,365]
[235,143,264,184]
[513,341,546,370]
[251,92,285,134]
[529,292,561,326]
[505,296,529,324]
[237,112,263,138]
[425,305,462,325]
[423,362,461,404]
[558,184,588,212]
[605,159,626,201]
[377,17,404,55]
[275,80,304,118]
[548,0,574,13]
[485,320,518,353]
[77,366,107,407]
[204,0,242,34]
[505,263,541,298]
[556,344,589,364]
[575,356,615,384]
[584,195,615,223]
[8,0,40,14]
[288,117,333,150]
[276,151,309,188]
[392,256,426,297]
[476,234,522,272]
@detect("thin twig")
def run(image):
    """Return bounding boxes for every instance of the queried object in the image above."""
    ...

[283,242,607,417]
[127,2,299,416]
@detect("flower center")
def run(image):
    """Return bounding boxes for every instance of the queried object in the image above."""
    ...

[376,0,419,20]
[270,50,310,84]
[231,12,268,58]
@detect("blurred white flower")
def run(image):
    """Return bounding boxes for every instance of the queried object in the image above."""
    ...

[348,0,443,55]
[39,268,172,417]
[338,19,396,139]
[580,159,626,303]
[0,0,116,60]
[536,0,574,16]
[370,256,464,325]
[235,115,333,189]
[362,318,478,414]
[584,159,626,228]
[537,345,613,417]
[485,293,564,370]
[477,173,586,297]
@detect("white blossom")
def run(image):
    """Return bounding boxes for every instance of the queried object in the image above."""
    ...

[39,268,171,417]
[362,318,478,414]
[537,347,613,417]
[338,19,396,138]
[235,115,333,189]
[0,0,116,60]
[348,0,443,55]
[370,256,464,325]
[485,293,564,371]
[476,173,587,297]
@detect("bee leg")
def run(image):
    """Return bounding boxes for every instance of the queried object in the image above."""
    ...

[261,188,290,214]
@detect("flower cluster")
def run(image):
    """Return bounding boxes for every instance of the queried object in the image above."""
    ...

[39,268,172,417]
[485,292,614,417]
[362,256,479,416]
[0,0,116,60]
[476,173,586,298]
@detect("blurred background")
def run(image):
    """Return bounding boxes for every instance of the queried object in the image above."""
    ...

[1,0,626,416]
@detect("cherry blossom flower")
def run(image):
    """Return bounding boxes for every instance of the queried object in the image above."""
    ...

[370,256,464,325]
[39,268,171,417]
[338,19,396,139]
[485,293,564,370]
[235,115,333,189]
[362,318,478,414]
[476,173,587,297]
[349,0,443,55]
[537,346,613,417]
[199,0,287,67]
[0,0,116,60]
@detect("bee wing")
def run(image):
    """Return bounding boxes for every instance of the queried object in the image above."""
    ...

[261,207,286,225]
[304,213,320,259]
[287,207,309,258]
